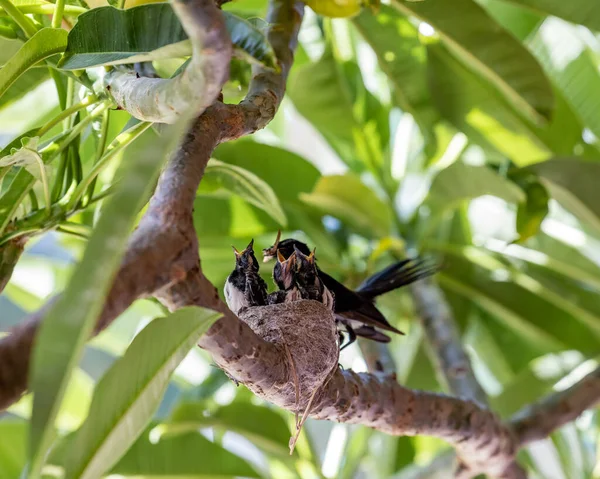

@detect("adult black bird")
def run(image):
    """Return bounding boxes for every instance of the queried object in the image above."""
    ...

[293,246,335,311]
[224,239,268,315]
[267,250,301,305]
[262,231,438,348]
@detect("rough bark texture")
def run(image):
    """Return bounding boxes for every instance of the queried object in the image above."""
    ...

[510,365,600,446]
[0,1,599,478]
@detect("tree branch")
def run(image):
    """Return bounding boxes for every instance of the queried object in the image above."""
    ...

[1,1,598,478]
[410,279,488,407]
[510,364,600,446]
[106,0,231,123]
[410,279,527,479]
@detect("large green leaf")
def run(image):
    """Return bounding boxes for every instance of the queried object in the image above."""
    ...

[199,158,287,226]
[300,174,393,238]
[0,68,48,110]
[169,401,292,457]
[64,307,220,479]
[213,140,321,202]
[59,5,276,70]
[439,255,600,355]
[479,0,543,41]
[391,0,553,124]
[501,0,600,31]
[109,428,259,478]
[28,119,190,478]
[427,43,555,164]
[425,161,525,214]
[0,421,26,478]
[526,158,600,235]
[528,18,600,141]
[353,5,437,149]
[0,28,66,100]
[287,49,388,172]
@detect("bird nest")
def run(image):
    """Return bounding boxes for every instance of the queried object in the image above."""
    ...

[238,300,340,411]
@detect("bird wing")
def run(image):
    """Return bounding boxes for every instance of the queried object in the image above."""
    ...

[319,269,404,334]
[245,274,268,306]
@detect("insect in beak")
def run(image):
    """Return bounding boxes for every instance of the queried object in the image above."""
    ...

[262,230,281,263]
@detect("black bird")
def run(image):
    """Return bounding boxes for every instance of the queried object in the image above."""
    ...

[262,231,438,348]
[293,246,335,311]
[224,239,268,315]
[267,250,301,305]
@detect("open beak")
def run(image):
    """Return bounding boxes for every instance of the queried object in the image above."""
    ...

[262,230,281,263]
[278,250,296,274]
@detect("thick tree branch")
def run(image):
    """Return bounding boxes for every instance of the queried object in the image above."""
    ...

[1,1,598,478]
[0,0,302,411]
[410,279,526,479]
[160,271,519,478]
[106,0,231,123]
[510,365,600,446]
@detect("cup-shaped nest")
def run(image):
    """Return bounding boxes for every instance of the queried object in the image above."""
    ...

[239,300,339,410]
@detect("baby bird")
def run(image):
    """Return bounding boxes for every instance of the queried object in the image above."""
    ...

[224,239,268,315]
[268,250,301,304]
[294,246,335,311]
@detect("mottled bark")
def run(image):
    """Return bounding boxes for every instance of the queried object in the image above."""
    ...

[0,2,599,478]
[510,365,600,446]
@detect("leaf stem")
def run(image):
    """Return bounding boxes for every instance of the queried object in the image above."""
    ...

[37,95,99,138]
[0,4,87,17]
[83,107,110,205]
[0,0,37,37]
[45,102,111,165]
[67,121,152,210]
[29,150,51,215]
[51,0,66,28]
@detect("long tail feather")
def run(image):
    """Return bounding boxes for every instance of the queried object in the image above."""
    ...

[356,257,439,299]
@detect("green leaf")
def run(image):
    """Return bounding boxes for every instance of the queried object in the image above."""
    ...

[0,28,67,100]
[439,255,600,355]
[300,174,393,238]
[426,43,552,164]
[28,117,190,478]
[526,158,600,235]
[287,49,387,172]
[479,0,543,41]
[425,161,526,213]
[391,0,554,124]
[353,5,438,149]
[59,5,276,70]
[200,158,287,226]
[501,0,600,32]
[65,307,221,479]
[170,401,292,457]
[0,421,27,479]
[528,18,600,141]
[0,68,48,110]
[0,168,34,236]
[213,140,321,202]
[110,428,259,478]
